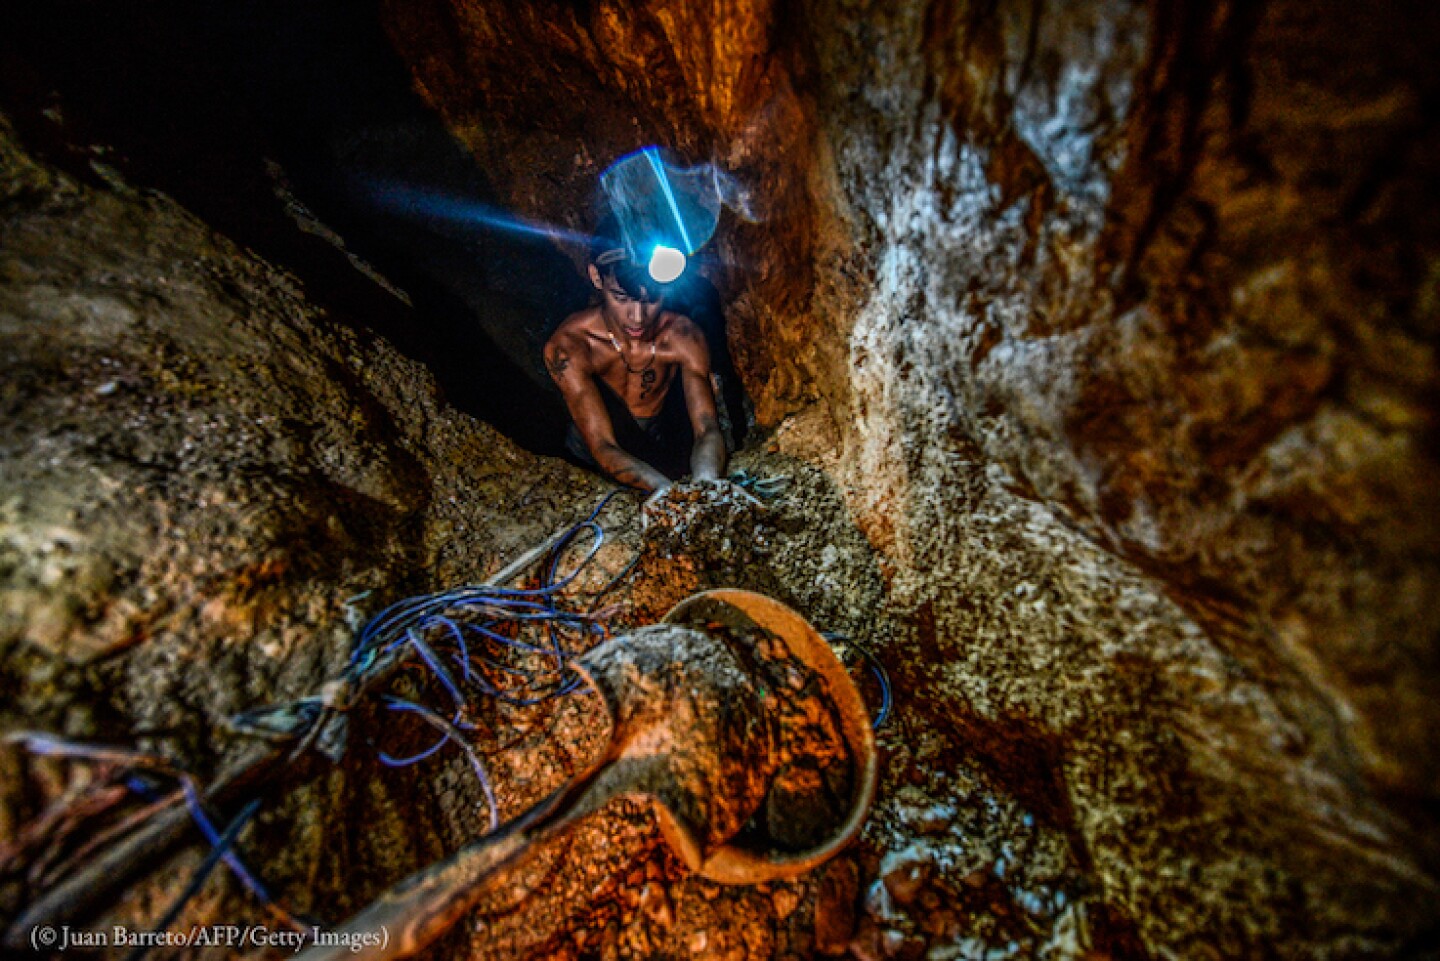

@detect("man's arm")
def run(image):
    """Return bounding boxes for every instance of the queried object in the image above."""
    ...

[675,322,726,481]
[544,330,671,492]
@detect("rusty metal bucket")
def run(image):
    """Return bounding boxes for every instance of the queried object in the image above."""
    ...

[660,589,878,884]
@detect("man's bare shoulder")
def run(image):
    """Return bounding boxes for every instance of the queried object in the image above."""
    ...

[659,312,709,362]
[544,310,602,381]
[549,307,604,345]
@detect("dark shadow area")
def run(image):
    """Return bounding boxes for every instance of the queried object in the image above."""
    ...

[0,0,602,454]
[661,269,752,452]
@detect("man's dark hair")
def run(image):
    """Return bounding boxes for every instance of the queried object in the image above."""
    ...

[590,215,655,301]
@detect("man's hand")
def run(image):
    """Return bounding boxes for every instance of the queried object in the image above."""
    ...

[689,475,763,507]
[641,481,673,523]
[641,477,763,532]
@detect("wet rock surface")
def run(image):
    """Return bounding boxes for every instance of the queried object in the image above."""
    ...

[798,0,1440,953]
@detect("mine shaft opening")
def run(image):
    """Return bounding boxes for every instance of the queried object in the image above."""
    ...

[1,0,755,463]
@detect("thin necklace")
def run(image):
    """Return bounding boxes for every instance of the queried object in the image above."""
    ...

[607,329,658,393]
[607,330,656,375]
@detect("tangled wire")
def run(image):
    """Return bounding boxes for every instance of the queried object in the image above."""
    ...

[5,478,893,958]
[3,491,635,957]
[352,490,630,832]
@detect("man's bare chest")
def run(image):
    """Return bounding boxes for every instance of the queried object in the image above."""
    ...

[594,352,678,417]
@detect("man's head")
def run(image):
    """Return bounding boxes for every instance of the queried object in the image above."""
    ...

[588,227,663,340]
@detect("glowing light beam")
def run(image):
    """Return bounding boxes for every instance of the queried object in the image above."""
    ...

[644,147,694,254]
[355,177,593,247]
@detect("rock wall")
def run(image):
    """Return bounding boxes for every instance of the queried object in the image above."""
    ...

[0,110,613,932]
[376,0,1440,955]
[804,0,1440,953]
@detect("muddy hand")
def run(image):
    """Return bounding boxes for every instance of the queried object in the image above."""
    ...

[692,476,765,509]
[641,478,763,532]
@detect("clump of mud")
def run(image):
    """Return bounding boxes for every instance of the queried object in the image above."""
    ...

[666,594,854,856]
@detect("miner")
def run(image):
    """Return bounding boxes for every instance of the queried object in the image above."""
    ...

[544,229,727,493]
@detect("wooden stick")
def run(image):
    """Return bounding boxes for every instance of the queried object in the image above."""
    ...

[3,744,278,948]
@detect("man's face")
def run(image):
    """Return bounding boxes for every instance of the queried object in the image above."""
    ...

[590,264,662,340]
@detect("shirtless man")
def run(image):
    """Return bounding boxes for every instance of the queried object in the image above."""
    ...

[544,239,726,493]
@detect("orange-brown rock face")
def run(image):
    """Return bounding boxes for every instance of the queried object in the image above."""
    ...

[380,0,1440,955]
[815,0,1440,953]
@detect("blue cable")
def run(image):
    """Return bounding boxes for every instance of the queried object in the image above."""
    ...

[353,491,622,774]
[378,731,451,767]
[405,628,465,712]
[822,631,892,730]
[125,797,263,961]
[180,779,274,906]
[432,616,472,683]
